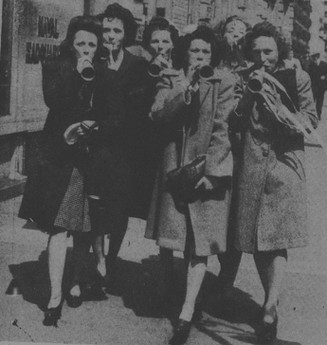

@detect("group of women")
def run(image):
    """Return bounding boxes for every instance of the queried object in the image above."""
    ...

[19,3,318,345]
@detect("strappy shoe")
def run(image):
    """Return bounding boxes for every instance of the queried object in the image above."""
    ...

[43,299,64,327]
[257,305,278,343]
[170,319,192,345]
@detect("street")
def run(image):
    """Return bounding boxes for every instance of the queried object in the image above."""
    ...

[0,114,327,345]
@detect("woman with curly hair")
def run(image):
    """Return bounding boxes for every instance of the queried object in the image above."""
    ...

[145,26,236,344]
[214,15,251,72]
[85,3,150,289]
[232,21,317,343]
[19,15,103,325]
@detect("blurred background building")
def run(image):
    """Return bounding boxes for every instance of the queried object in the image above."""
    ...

[0,0,326,215]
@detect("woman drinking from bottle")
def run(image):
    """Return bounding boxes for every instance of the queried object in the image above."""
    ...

[145,26,236,344]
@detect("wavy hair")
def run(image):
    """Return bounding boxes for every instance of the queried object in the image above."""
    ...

[60,15,103,59]
[142,16,179,49]
[173,26,222,70]
[98,3,137,47]
[243,21,289,62]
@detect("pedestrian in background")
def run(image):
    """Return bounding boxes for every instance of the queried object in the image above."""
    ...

[232,21,317,343]
[145,26,236,344]
[308,51,327,120]
[19,15,103,326]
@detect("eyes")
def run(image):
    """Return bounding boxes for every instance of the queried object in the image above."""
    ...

[150,39,171,45]
[189,48,211,54]
[75,41,97,48]
[252,49,274,56]
[103,28,123,34]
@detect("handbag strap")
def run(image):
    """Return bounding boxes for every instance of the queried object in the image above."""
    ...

[179,79,219,167]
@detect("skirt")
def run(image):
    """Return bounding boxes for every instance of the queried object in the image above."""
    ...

[54,168,91,233]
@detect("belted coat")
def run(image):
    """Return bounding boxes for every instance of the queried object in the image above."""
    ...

[145,68,236,256]
[232,66,318,253]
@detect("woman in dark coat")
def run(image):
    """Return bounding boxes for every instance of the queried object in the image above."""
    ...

[232,22,317,343]
[19,15,103,326]
[86,3,151,285]
[145,27,236,344]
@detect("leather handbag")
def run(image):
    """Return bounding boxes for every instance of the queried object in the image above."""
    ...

[167,155,206,201]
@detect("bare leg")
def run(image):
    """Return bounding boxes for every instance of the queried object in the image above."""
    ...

[254,249,287,322]
[92,235,106,277]
[47,231,67,308]
[179,256,207,322]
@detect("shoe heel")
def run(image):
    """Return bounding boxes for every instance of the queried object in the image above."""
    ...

[43,300,63,327]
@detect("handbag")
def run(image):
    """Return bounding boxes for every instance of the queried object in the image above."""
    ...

[167,154,206,201]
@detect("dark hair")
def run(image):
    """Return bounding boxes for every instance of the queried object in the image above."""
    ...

[60,15,103,58]
[142,16,179,48]
[99,3,137,47]
[173,26,221,70]
[243,21,289,62]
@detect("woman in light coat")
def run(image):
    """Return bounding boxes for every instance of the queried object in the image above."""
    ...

[231,22,318,343]
[145,26,236,344]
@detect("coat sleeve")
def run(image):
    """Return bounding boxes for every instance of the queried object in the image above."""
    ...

[205,72,236,177]
[296,69,319,129]
[150,71,190,123]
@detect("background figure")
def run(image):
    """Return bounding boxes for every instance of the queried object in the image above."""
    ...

[213,15,251,306]
[18,15,103,326]
[87,3,151,289]
[232,22,317,343]
[308,51,327,120]
[145,26,236,345]
[283,49,302,70]
[214,15,251,72]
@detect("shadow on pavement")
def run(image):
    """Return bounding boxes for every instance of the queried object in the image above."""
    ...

[6,252,301,345]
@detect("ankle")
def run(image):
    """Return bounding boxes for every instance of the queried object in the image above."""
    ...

[179,304,194,322]
[70,285,81,297]
[48,294,62,309]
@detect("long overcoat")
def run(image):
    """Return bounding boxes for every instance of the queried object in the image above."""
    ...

[232,67,318,253]
[89,50,155,228]
[19,56,95,230]
[145,68,236,256]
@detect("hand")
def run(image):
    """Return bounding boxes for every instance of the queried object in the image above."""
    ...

[106,45,121,71]
[152,54,171,69]
[195,176,219,191]
[186,63,200,83]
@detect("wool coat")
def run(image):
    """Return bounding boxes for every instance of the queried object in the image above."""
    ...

[19,56,95,230]
[89,50,155,229]
[232,66,318,253]
[145,68,236,256]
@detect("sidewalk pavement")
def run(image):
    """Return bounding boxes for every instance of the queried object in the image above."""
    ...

[1,118,327,345]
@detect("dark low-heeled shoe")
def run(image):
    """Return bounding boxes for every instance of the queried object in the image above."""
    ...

[66,291,83,308]
[257,306,278,343]
[43,299,64,327]
[170,319,192,345]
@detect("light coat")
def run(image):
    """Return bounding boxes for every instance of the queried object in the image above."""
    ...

[232,67,318,253]
[145,68,236,256]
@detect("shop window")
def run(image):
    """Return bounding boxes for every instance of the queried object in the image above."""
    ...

[0,0,12,116]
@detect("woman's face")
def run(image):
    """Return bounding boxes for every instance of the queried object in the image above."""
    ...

[149,30,173,59]
[73,30,98,60]
[102,17,125,52]
[224,20,247,45]
[251,36,279,73]
[187,39,212,68]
